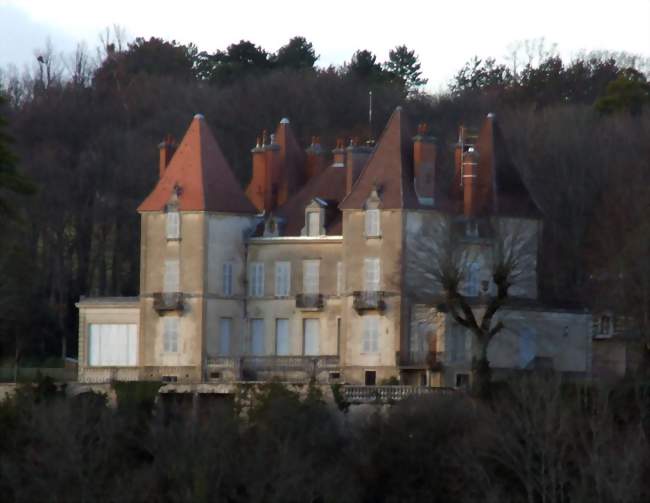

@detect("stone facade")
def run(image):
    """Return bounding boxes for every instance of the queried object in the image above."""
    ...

[77,110,594,387]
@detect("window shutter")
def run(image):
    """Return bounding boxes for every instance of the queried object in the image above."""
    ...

[219,318,232,355]
[362,316,379,353]
[276,319,290,355]
[303,260,320,294]
[275,262,291,297]
[365,210,380,237]
[164,318,179,353]
[364,258,380,291]
[166,211,180,239]
[251,319,265,355]
[164,260,180,292]
[222,262,233,297]
[308,212,320,237]
[249,263,264,297]
[303,319,320,355]
[336,262,344,296]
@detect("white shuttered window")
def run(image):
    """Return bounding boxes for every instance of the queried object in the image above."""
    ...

[303,319,320,356]
[250,319,265,355]
[164,259,180,292]
[163,317,179,353]
[275,262,291,297]
[219,318,232,356]
[166,211,180,239]
[308,212,321,236]
[302,260,320,294]
[276,319,290,355]
[364,258,380,292]
[222,262,233,297]
[248,263,264,297]
[336,261,344,296]
[365,209,380,237]
[362,316,379,354]
[88,324,137,366]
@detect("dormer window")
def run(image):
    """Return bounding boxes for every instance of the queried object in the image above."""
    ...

[308,211,321,237]
[365,209,380,237]
[166,210,180,240]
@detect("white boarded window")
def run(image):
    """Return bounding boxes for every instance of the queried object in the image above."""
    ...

[362,316,379,354]
[222,262,233,297]
[275,262,291,297]
[303,260,320,294]
[164,259,180,292]
[365,209,380,237]
[219,318,232,356]
[308,212,321,237]
[251,318,265,355]
[88,324,137,366]
[163,317,179,353]
[166,211,180,239]
[303,319,320,356]
[364,258,380,292]
[336,261,344,296]
[276,319,290,355]
[248,262,264,297]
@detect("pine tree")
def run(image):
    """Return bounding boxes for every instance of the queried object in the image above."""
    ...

[385,45,428,92]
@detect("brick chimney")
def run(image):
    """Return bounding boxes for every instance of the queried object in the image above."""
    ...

[332,138,346,167]
[158,134,176,179]
[412,123,436,202]
[346,138,373,195]
[246,131,279,212]
[305,136,326,181]
[462,147,479,217]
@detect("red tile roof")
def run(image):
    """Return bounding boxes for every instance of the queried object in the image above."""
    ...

[138,115,257,214]
[339,107,419,210]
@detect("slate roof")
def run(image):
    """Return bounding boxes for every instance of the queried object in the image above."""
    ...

[138,114,257,214]
[339,107,419,210]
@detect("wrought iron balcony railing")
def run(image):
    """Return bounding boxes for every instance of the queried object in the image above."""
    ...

[153,292,184,313]
[295,293,325,310]
[353,290,386,312]
[398,351,445,370]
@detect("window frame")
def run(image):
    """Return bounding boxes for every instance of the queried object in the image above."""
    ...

[166,210,181,240]
[274,261,291,298]
[364,209,381,238]
[163,317,180,353]
[222,262,233,297]
[362,315,380,354]
[164,259,180,292]
[364,257,381,292]
[302,259,320,294]
[248,262,265,298]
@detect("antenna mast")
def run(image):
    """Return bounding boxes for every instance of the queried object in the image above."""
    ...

[368,90,373,140]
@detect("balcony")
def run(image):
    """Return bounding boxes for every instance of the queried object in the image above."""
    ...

[206,355,340,382]
[342,385,454,404]
[398,351,445,371]
[295,293,325,310]
[353,291,386,313]
[153,292,184,313]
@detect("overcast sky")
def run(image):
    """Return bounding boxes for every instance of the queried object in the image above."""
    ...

[1,0,649,91]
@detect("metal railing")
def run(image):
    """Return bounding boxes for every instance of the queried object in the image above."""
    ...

[153,292,184,313]
[343,385,454,403]
[399,351,445,370]
[78,367,140,383]
[295,293,325,310]
[353,291,386,312]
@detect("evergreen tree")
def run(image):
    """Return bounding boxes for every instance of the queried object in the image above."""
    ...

[273,36,318,70]
[385,45,428,91]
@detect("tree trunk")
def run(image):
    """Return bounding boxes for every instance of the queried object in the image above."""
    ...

[472,337,492,398]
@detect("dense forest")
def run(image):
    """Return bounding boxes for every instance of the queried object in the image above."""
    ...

[0,32,648,364]
[1,375,649,502]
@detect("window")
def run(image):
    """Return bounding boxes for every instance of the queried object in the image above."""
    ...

[166,211,180,239]
[88,324,137,366]
[250,319,265,355]
[362,315,379,353]
[275,262,291,297]
[163,317,179,353]
[465,262,480,296]
[336,261,344,296]
[222,262,233,297]
[164,259,180,292]
[303,318,320,355]
[303,260,320,294]
[449,325,470,362]
[308,211,321,237]
[364,370,376,386]
[219,318,232,355]
[248,262,264,297]
[336,317,341,356]
[365,209,380,237]
[364,258,380,292]
[276,319,290,355]
[600,315,611,335]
